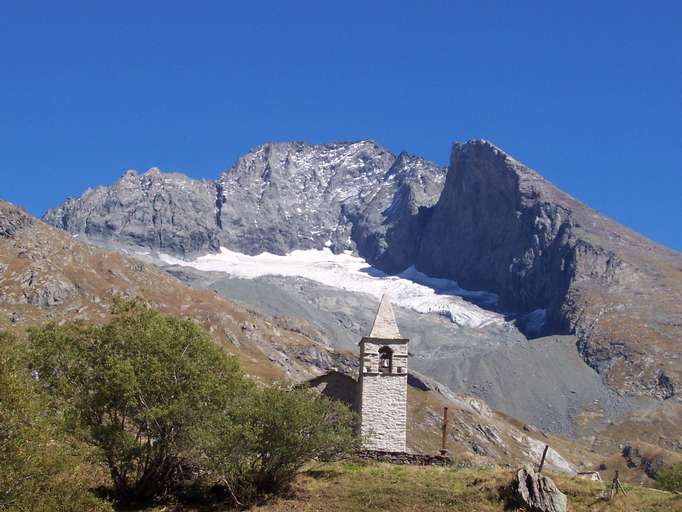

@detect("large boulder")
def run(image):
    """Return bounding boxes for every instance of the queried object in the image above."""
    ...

[514,465,567,512]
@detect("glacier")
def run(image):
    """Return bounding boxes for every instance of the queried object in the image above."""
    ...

[159,247,506,329]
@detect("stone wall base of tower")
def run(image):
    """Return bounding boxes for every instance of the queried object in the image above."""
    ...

[353,449,452,466]
[359,373,407,452]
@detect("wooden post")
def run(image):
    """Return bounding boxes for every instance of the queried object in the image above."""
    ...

[610,470,628,499]
[440,406,448,456]
[538,444,549,473]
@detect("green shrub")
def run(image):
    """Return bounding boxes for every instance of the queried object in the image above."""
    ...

[657,462,682,492]
[26,299,359,506]
[29,299,248,502]
[196,384,357,507]
[0,331,112,512]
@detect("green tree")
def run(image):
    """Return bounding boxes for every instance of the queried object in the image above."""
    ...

[657,462,682,492]
[29,299,248,502]
[0,331,112,512]
[197,384,357,507]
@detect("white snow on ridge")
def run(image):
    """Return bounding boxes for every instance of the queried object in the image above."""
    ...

[159,247,505,329]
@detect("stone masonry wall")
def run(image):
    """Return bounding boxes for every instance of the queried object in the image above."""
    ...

[359,338,408,452]
[360,374,407,451]
[353,450,452,466]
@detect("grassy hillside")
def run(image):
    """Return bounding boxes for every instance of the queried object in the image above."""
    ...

[253,461,682,512]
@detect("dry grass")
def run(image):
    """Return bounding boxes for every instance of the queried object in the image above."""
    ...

[253,461,682,512]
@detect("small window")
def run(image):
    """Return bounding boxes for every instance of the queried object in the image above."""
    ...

[379,346,393,374]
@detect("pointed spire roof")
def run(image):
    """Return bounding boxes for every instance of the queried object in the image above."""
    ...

[368,295,401,339]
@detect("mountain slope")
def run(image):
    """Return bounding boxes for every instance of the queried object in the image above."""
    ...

[2,199,595,474]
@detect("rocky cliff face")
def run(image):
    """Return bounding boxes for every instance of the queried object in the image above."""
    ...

[415,140,581,313]
[219,141,389,254]
[43,169,221,256]
[44,141,446,259]
[410,140,682,400]
[1,200,33,238]
[352,150,446,272]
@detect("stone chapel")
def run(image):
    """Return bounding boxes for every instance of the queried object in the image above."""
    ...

[358,295,409,452]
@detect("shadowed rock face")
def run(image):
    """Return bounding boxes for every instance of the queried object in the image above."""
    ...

[415,141,581,313]
[408,140,682,400]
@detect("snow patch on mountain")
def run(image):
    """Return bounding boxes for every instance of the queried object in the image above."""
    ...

[159,247,506,329]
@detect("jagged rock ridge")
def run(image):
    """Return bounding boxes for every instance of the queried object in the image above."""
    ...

[45,169,221,255]
[45,141,447,260]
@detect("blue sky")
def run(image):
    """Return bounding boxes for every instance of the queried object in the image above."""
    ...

[1,1,680,250]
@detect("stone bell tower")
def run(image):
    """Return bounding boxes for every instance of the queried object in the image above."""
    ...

[358,295,409,452]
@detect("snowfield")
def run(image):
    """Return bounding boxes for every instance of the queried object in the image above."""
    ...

[160,247,507,329]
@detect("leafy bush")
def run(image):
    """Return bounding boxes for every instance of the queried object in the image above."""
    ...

[29,299,248,502]
[196,384,357,507]
[0,331,112,512]
[657,462,682,492]
[27,299,359,506]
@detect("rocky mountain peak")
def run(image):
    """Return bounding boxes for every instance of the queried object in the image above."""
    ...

[42,140,445,258]
[219,139,394,183]
[43,166,221,256]
[214,140,444,256]
[412,141,682,399]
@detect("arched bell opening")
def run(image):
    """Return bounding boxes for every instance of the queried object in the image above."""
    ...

[378,346,393,374]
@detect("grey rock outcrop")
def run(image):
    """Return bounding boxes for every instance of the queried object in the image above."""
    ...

[44,141,446,259]
[19,271,76,307]
[0,201,33,238]
[216,140,445,256]
[514,465,567,512]
[43,168,220,256]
